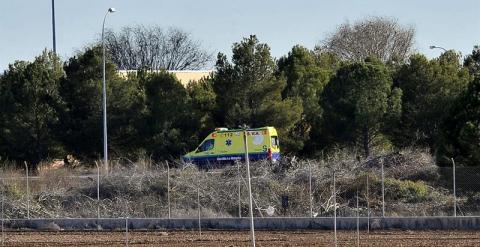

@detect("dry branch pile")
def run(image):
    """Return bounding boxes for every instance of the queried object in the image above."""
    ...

[0,149,477,219]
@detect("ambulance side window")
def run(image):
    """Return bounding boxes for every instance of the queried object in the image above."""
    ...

[271,136,279,147]
[197,139,215,152]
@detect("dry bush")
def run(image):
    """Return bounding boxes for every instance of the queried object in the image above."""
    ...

[0,149,467,218]
[361,148,438,181]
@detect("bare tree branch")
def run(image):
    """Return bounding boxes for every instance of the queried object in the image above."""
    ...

[322,16,415,63]
[104,25,213,70]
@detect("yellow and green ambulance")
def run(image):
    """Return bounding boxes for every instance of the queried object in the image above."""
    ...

[182,126,280,165]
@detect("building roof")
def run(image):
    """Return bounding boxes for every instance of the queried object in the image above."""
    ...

[118,70,213,87]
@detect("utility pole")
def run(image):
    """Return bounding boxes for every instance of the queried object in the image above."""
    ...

[51,0,56,53]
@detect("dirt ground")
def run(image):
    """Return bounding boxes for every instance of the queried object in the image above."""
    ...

[2,230,480,246]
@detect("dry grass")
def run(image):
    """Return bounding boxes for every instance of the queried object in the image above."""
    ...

[0,149,473,219]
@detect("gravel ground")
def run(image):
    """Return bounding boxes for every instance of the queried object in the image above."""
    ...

[2,230,480,246]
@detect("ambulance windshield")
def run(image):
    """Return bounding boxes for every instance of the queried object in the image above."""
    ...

[197,139,215,152]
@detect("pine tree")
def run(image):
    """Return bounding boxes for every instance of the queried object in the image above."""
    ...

[278,45,339,154]
[212,35,302,153]
[437,77,480,166]
[394,52,472,149]
[0,50,64,166]
[321,58,400,157]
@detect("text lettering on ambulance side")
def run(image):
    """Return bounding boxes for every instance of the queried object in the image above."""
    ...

[246,131,263,136]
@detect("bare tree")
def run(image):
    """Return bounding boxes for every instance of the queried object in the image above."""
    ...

[104,25,213,70]
[321,16,415,63]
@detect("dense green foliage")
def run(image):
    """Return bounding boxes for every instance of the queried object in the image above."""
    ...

[141,71,198,159]
[464,46,480,76]
[186,77,217,141]
[57,46,144,159]
[393,52,471,149]
[277,46,338,154]
[0,51,64,165]
[437,76,480,166]
[212,36,303,153]
[0,35,479,168]
[320,58,401,157]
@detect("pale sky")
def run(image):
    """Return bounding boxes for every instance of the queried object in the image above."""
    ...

[1,0,479,71]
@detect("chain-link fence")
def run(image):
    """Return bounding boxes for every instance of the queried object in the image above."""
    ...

[1,153,479,220]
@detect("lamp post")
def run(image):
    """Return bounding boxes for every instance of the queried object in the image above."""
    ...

[102,7,116,170]
[240,124,255,247]
[429,45,447,52]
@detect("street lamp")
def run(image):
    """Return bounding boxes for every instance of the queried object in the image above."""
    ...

[429,45,447,52]
[102,7,116,170]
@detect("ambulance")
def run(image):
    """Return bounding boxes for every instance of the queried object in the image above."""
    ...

[182,127,280,165]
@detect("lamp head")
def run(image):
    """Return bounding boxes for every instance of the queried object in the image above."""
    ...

[429,45,436,49]
[108,8,116,13]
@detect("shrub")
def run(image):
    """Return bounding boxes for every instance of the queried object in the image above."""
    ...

[385,179,428,203]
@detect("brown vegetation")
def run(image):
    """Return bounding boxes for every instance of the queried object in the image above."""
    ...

[0,149,477,219]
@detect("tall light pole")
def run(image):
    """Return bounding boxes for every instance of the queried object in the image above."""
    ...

[51,0,56,53]
[241,124,255,247]
[429,45,447,52]
[102,7,116,170]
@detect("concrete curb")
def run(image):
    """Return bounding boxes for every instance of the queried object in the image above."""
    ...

[3,217,480,231]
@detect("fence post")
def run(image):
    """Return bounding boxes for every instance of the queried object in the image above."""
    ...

[356,189,360,247]
[125,200,129,247]
[1,177,4,247]
[197,186,201,236]
[237,161,241,218]
[451,158,457,217]
[24,162,29,219]
[366,174,370,234]
[96,161,100,219]
[381,161,385,218]
[125,216,129,247]
[333,169,337,247]
[166,161,171,219]
[308,160,313,218]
